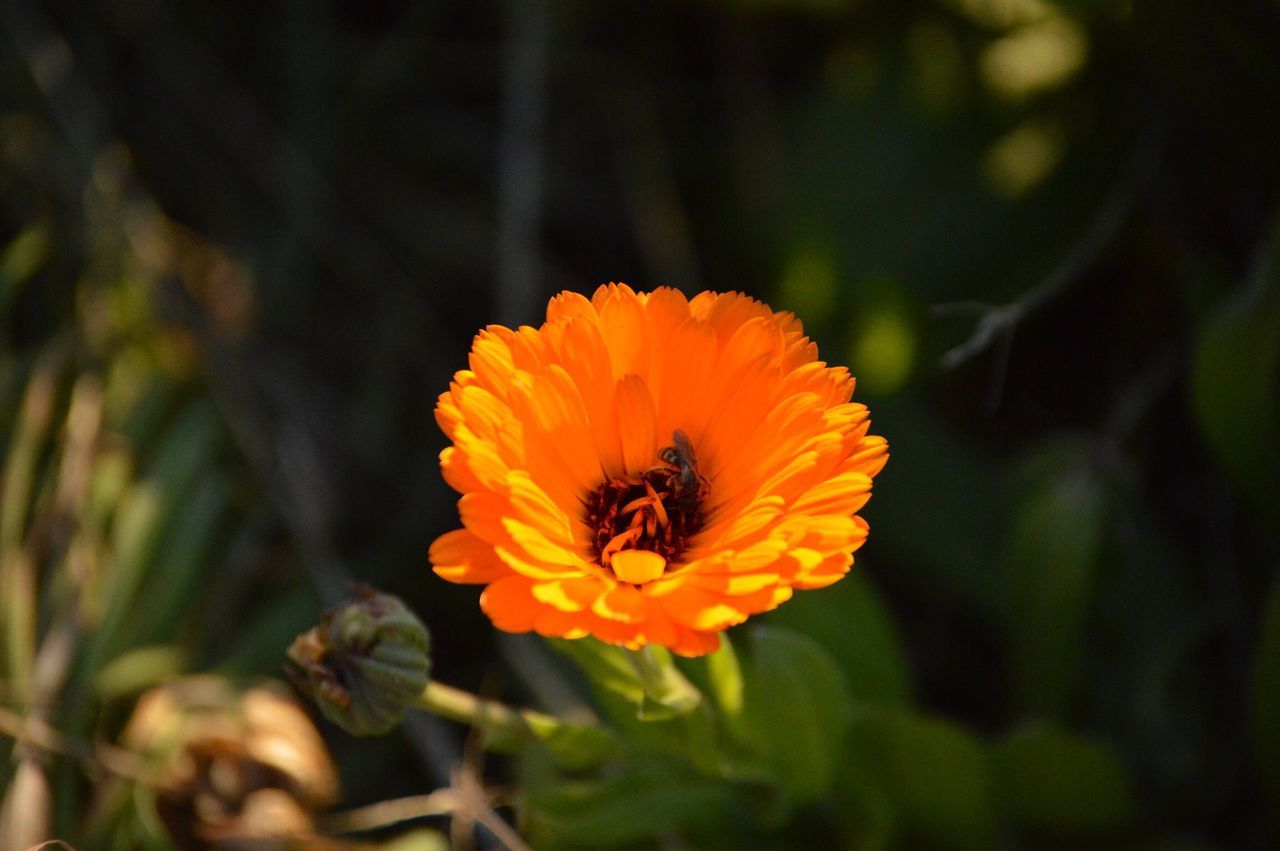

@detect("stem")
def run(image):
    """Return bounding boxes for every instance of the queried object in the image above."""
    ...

[411,680,619,770]
[412,681,559,753]
[631,645,666,694]
[628,644,702,716]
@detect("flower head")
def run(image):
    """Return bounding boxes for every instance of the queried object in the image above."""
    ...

[430,285,888,656]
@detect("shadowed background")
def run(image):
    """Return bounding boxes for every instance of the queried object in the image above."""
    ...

[2,0,1280,847]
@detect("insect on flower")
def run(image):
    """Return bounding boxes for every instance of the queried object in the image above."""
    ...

[430,284,888,656]
[655,429,707,514]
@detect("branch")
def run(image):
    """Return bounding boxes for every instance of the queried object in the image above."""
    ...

[0,705,154,786]
[935,118,1165,374]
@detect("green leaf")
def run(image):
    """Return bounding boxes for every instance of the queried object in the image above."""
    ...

[701,635,745,736]
[94,645,187,699]
[1191,234,1280,517]
[632,645,703,720]
[91,400,221,671]
[550,638,702,721]
[0,222,52,317]
[524,769,738,849]
[1,346,66,704]
[768,569,910,707]
[739,625,855,807]
[522,713,620,771]
[993,723,1135,834]
[844,709,995,851]
[1004,444,1109,719]
[122,472,232,648]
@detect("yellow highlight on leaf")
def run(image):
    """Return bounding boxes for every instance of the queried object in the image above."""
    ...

[778,245,838,325]
[944,0,1052,30]
[984,119,1066,199]
[981,19,1088,101]
[853,308,916,396]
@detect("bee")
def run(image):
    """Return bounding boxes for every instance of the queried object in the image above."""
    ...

[657,429,706,512]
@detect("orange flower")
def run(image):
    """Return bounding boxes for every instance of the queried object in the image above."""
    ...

[429,284,888,656]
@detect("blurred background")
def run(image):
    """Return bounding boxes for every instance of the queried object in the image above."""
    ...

[2,0,1280,847]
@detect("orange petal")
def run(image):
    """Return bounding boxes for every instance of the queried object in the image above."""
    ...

[430,528,511,584]
[506,471,576,545]
[669,627,722,657]
[468,330,518,397]
[525,364,604,492]
[439,446,484,495]
[791,471,873,516]
[792,552,854,589]
[686,571,781,595]
[498,519,584,568]
[531,576,604,612]
[546,290,596,323]
[479,576,542,632]
[596,284,648,378]
[531,608,592,639]
[592,583,649,623]
[615,375,657,476]
[654,585,751,631]
[652,318,718,442]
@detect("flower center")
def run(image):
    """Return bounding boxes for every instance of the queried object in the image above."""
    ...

[585,430,707,578]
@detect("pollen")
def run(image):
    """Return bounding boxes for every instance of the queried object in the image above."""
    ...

[585,434,707,580]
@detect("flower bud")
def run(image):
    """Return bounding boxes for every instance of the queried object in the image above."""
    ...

[287,588,431,736]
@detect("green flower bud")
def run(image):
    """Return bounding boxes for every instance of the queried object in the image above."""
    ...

[286,588,431,736]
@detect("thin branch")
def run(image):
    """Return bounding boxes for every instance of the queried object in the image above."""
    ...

[321,790,457,834]
[936,181,1132,372]
[0,705,155,786]
[935,118,1165,374]
[322,775,528,851]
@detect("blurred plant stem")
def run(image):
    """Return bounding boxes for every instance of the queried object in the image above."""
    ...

[630,644,703,718]
[414,680,586,754]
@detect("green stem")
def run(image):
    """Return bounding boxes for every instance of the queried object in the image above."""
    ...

[627,645,702,718]
[631,645,664,690]
[410,680,620,769]
[411,681,560,753]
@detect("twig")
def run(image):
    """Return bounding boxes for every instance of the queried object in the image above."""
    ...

[0,705,155,786]
[934,118,1165,378]
[935,184,1132,373]
[322,774,529,851]
[321,790,457,834]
